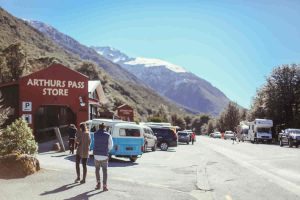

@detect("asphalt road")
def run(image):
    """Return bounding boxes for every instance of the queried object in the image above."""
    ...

[1,136,300,200]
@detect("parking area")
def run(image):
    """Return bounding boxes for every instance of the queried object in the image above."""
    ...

[1,136,300,200]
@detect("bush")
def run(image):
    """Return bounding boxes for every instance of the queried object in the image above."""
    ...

[0,118,38,156]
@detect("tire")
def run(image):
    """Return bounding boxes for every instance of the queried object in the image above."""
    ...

[143,143,147,153]
[279,139,283,147]
[288,139,293,148]
[129,156,138,162]
[295,144,299,148]
[160,142,168,151]
[151,144,157,151]
[187,142,189,145]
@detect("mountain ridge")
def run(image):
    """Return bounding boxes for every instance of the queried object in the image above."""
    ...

[93,46,230,115]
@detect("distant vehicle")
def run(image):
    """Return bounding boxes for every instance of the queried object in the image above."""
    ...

[140,125,157,152]
[224,131,235,140]
[212,131,221,138]
[237,122,249,142]
[177,131,190,144]
[148,125,178,151]
[248,119,273,144]
[278,129,300,148]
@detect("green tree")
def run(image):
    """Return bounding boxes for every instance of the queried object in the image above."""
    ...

[184,116,192,129]
[248,64,300,129]
[0,43,29,83]
[171,114,186,129]
[207,119,215,134]
[0,118,38,156]
[154,104,170,122]
[218,102,240,132]
[191,114,211,134]
[76,62,100,80]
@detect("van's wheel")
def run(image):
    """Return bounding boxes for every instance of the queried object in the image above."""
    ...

[160,142,168,151]
[288,139,293,148]
[151,144,157,151]
[279,139,283,147]
[129,156,137,162]
[143,143,147,153]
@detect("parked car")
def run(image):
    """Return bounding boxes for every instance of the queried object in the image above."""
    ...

[278,129,300,148]
[177,131,190,144]
[213,131,221,138]
[224,131,235,140]
[141,125,157,152]
[149,126,178,151]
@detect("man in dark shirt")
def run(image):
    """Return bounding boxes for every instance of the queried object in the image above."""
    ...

[68,124,77,154]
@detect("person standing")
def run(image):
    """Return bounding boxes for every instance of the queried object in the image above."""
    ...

[68,124,77,154]
[75,123,91,184]
[191,132,196,145]
[93,123,113,191]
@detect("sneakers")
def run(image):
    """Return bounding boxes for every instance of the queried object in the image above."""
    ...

[103,185,108,191]
[80,180,86,184]
[74,177,80,183]
[95,182,101,190]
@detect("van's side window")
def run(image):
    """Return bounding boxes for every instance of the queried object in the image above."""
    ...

[119,128,141,137]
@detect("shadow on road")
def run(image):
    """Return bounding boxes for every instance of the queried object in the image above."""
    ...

[64,155,138,167]
[40,182,80,196]
[63,190,104,200]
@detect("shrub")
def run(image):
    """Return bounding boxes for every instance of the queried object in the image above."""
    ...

[0,118,38,156]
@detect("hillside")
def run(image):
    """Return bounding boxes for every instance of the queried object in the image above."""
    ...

[0,7,191,119]
[93,47,230,115]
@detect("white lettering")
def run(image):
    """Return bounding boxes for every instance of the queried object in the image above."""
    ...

[42,88,69,96]
[27,79,33,86]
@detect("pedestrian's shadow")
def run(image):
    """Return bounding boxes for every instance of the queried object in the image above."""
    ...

[65,155,138,167]
[40,182,80,196]
[63,190,104,200]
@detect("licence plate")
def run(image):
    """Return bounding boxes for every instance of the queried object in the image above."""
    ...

[126,147,133,151]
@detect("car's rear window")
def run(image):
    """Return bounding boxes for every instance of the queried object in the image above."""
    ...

[119,128,140,137]
[152,128,174,136]
[178,132,188,136]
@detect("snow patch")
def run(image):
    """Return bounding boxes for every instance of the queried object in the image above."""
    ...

[125,57,187,73]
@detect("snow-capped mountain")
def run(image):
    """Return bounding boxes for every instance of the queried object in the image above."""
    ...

[92,46,230,115]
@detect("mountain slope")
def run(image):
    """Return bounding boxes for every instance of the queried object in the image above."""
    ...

[0,7,191,119]
[27,20,142,84]
[93,46,230,115]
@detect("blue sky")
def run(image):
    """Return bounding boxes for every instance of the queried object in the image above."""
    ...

[1,0,300,108]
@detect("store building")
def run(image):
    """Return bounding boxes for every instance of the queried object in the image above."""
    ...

[0,64,104,140]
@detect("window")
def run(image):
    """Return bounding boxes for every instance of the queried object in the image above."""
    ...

[119,128,140,137]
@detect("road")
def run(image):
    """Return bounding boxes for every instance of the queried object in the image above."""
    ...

[1,136,300,200]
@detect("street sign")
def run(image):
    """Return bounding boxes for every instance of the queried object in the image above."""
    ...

[22,101,32,112]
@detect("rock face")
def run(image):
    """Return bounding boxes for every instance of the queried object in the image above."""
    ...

[0,154,40,178]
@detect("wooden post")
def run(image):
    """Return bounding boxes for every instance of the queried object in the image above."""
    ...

[54,127,65,152]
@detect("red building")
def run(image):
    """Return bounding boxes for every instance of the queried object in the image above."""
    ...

[116,104,134,122]
[0,64,97,140]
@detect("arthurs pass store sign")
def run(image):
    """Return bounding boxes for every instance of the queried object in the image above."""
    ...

[26,78,85,96]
